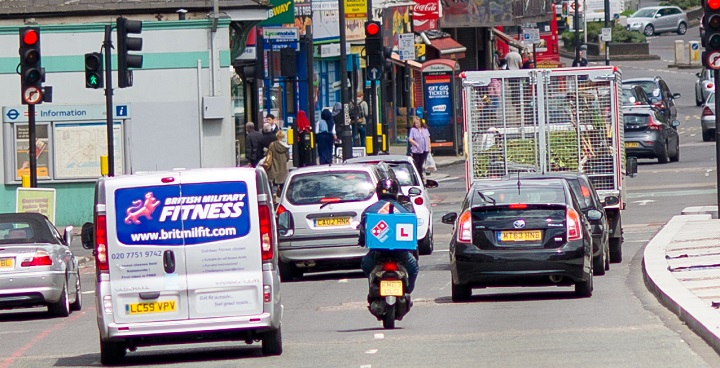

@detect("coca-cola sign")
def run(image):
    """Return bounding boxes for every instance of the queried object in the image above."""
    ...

[413,0,439,31]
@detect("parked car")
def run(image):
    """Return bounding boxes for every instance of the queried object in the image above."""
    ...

[626,6,688,36]
[621,84,653,107]
[344,155,438,255]
[441,178,594,302]
[623,105,680,163]
[276,164,382,280]
[623,76,680,124]
[701,92,717,142]
[0,212,81,317]
[695,68,715,107]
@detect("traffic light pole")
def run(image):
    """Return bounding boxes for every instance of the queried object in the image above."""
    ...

[715,71,720,213]
[28,104,37,187]
[339,0,352,161]
[104,25,115,177]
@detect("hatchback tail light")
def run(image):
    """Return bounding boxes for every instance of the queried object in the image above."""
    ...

[702,106,714,117]
[95,214,109,273]
[414,197,424,205]
[457,210,472,243]
[706,82,714,90]
[21,250,52,267]
[567,208,583,241]
[653,102,664,110]
[648,116,663,130]
[259,204,274,261]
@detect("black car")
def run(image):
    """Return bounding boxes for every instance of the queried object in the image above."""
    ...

[623,76,681,125]
[621,84,653,107]
[441,178,594,302]
[623,105,680,163]
[510,172,620,275]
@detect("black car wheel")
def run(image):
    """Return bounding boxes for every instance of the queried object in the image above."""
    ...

[605,241,611,271]
[609,237,623,263]
[670,140,680,162]
[451,281,472,302]
[49,284,70,317]
[418,231,434,255]
[703,130,714,142]
[70,275,82,311]
[575,273,593,297]
[677,22,687,35]
[657,141,670,164]
[593,249,606,276]
[696,91,703,106]
[644,24,655,36]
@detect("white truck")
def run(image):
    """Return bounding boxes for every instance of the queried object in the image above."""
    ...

[461,66,636,264]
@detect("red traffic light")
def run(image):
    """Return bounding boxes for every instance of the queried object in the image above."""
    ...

[708,0,720,11]
[22,29,38,45]
[365,22,380,36]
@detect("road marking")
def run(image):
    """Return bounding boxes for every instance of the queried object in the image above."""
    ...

[627,188,717,198]
[81,290,95,294]
[374,333,384,339]
[631,200,655,206]
[365,349,378,354]
[338,279,348,283]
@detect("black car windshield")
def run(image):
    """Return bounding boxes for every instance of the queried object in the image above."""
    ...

[628,81,660,99]
[286,171,375,205]
[473,187,566,205]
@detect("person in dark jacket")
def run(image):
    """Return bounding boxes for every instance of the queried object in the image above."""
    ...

[244,122,264,167]
[261,122,278,151]
[316,108,336,164]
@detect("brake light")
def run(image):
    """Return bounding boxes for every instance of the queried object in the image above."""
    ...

[707,82,714,89]
[414,196,424,205]
[457,210,472,243]
[509,203,528,209]
[277,204,286,215]
[653,102,664,109]
[95,214,109,272]
[702,106,714,117]
[567,208,583,241]
[382,262,399,272]
[259,205,274,261]
[580,185,591,198]
[21,250,52,267]
[320,197,341,203]
[648,118,663,130]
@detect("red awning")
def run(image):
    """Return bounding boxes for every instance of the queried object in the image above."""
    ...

[428,37,467,57]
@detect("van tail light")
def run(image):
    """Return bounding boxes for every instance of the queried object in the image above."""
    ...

[95,214,109,272]
[457,210,472,243]
[414,197,424,205]
[702,106,714,117]
[567,208,583,241]
[21,250,52,267]
[259,204,274,261]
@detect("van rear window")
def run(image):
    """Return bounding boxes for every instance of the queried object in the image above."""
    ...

[286,171,375,205]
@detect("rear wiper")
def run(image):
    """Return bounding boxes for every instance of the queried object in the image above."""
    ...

[476,191,496,205]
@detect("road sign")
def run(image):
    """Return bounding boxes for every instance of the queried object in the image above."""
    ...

[706,51,720,70]
[22,86,42,104]
[399,33,415,60]
[368,67,381,80]
[569,1,582,14]
[522,29,540,44]
[601,27,612,42]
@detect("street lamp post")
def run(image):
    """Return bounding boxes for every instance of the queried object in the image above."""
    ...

[339,0,352,160]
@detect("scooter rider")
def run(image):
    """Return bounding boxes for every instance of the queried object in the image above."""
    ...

[358,176,419,295]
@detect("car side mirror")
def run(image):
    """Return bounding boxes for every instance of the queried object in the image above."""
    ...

[603,195,620,207]
[80,222,94,250]
[441,212,458,224]
[63,226,74,246]
[408,187,422,196]
[655,13,661,18]
[672,120,680,127]
[425,179,439,189]
[587,210,603,221]
[672,92,681,99]
[626,156,638,178]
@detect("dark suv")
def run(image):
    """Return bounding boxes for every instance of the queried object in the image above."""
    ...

[623,105,680,163]
[623,77,680,125]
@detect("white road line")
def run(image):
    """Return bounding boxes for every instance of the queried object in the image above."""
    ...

[360,365,372,368]
[338,279,348,283]
[365,349,378,354]
[81,290,95,294]
[374,333,384,340]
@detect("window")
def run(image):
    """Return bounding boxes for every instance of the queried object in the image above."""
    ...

[286,171,375,205]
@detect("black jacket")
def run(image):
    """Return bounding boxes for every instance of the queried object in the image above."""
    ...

[261,130,278,149]
[245,131,264,162]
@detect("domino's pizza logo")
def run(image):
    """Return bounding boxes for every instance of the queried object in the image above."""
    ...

[371,220,390,242]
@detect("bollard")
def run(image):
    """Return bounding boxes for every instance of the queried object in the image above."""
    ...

[689,41,701,65]
[674,40,685,65]
[100,155,108,176]
[21,175,30,188]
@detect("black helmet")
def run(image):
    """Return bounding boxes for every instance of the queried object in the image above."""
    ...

[376,178,400,200]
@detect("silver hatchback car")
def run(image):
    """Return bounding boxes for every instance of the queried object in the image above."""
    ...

[276,164,382,280]
[626,6,688,36]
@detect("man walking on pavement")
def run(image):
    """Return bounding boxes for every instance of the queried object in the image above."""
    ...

[573,45,588,67]
[244,122,263,167]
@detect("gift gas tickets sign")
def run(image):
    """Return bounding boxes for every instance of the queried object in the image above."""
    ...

[115,182,251,246]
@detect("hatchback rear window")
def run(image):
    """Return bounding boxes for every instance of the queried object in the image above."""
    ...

[624,114,650,126]
[286,171,375,205]
[473,187,566,205]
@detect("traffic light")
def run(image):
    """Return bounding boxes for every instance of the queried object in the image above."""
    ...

[116,17,143,88]
[703,0,720,67]
[365,21,383,70]
[18,27,43,105]
[85,52,104,89]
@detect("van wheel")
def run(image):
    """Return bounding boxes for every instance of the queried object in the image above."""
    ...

[418,231,434,255]
[609,238,623,263]
[100,340,127,365]
[261,325,283,356]
[70,275,82,311]
[48,285,70,317]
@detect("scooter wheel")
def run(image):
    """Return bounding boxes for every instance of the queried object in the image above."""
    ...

[382,304,396,329]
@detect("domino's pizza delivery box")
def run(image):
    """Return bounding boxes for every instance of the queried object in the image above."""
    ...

[365,213,417,251]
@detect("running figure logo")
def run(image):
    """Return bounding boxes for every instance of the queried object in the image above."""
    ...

[124,192,161,224]
[371,220,390,242]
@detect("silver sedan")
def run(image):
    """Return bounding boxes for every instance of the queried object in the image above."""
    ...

[701,93,717,142]
[0,212,81,317]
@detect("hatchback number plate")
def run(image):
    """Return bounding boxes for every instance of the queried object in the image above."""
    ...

[380,280,404,296]
[0,258,13,269]
[315,217,351,227]
[625,142,640,148]
[498,230,542,242]
[126,300,177,314]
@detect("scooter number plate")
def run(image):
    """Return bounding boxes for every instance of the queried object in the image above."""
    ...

[380,280,404,297]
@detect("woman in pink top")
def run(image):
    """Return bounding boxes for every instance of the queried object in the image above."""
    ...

[407,116,431,180]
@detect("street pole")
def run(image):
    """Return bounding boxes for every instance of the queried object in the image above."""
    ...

[28,104,37,187]
[104,24,115,177]
[574,0,580,63]
[604,0,610,66]
[339,0,352,160]
[715,71,720,212]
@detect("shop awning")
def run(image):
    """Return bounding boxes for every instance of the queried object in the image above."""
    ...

[428,37,467,56]
[491,27,528,51]
[389,53,422,70]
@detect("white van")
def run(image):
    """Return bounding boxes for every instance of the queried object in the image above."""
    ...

[81,167,283,365]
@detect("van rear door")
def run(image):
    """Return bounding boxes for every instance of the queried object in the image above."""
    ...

[108,173,189,323]
[179,170,264,318]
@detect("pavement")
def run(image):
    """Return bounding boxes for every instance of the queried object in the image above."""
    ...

[643,206,720,354]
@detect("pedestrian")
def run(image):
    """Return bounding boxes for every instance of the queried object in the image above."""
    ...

[522,52,535,69]
[265,130,290,198]
[316,108,336,165]
[505,50,523,70]
[332,102,344,149]
[407,115,431,181]
[353,91,369,147]
[265,113,280,133]
[573,45,588,67]
[244,122,264,167]
[261,122,278,151]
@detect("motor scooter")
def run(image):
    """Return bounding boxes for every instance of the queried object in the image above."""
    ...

[367,252,412,329]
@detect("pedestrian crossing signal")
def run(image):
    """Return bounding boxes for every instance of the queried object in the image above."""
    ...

[85,52,104,89]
